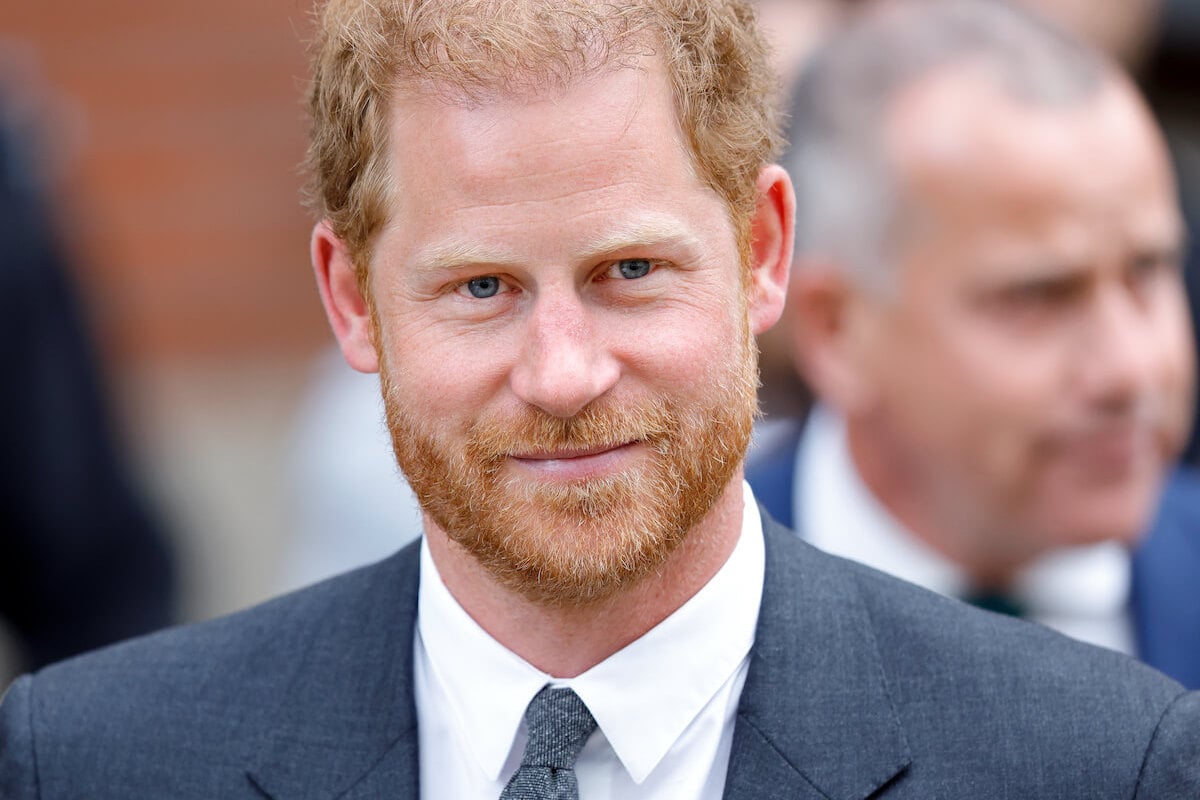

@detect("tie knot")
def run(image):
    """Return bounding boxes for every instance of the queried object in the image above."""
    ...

[520,686,597,770]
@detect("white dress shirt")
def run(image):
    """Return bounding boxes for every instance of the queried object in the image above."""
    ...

[796,405,1135,655]
[415,481,765,799]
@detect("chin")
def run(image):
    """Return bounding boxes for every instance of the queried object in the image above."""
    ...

[1030,452,1170,545]
[1051,491,1161,549]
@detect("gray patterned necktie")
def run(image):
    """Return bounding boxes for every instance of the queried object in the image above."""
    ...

[499,686,597,800]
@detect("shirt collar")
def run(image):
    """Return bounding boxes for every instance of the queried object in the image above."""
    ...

[797,404,1130,619]
[417,480,764,785]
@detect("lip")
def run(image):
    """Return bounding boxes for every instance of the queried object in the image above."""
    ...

[509,441,642,479]
[510,442,633,460]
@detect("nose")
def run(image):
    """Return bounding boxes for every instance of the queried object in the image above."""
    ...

[1076,284,1157,412]
[509,291,621,418]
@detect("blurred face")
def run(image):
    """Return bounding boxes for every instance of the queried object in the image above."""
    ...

[367,62,764,606]
[850,73,1193,571]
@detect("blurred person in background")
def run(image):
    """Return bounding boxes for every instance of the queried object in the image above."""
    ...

[752,0,851,419]
[0,58,175,675]
[747,0,1200,689]
[753,0,1200,428]
[1019,0,1200,474]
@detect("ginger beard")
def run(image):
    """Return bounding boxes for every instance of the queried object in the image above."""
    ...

[378,306,760,607]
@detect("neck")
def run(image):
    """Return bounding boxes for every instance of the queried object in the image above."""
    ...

[424,477,746,677]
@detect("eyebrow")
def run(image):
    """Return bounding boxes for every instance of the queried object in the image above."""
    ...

[579,218,703,258]
[412,216,703,273]
[413,241,519,273]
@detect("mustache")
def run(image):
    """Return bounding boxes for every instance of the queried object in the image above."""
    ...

[465,396,679,465]
[1056,395,1170,438]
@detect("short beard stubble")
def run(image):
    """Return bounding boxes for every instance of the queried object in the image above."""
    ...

[380,315,759,608]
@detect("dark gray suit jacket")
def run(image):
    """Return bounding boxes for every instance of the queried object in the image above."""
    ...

[2,514,1198,798]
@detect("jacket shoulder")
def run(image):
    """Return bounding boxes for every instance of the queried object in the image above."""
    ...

[754,520,1199,796]
[0,543,420,798]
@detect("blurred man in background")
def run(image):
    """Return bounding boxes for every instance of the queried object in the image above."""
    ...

[751,0,848,419]
[748,0,1200,689]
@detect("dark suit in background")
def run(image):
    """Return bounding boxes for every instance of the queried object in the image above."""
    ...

[1,517,1197,799]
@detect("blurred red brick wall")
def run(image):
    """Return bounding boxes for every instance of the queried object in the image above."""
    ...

[0,1,328,363]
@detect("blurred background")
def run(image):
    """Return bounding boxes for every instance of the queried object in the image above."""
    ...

[0,0,1197,686]
[0,1,326,682]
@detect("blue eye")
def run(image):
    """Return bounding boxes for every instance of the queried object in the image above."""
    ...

[466,276,501,298]
[617,259,652,279]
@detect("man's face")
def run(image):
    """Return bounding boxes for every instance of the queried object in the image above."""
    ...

[366,62,761,605]
[851,73,1193,563]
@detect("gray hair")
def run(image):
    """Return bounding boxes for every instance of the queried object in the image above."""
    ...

[785,0,1110,290]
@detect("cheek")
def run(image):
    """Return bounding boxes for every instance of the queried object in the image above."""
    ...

[1150,311,1196,447]
[1156,305,1195,386]
[930,305,1071,412]
[875,320,1055,467]
[946,356,1063,476]
[380,317,513,419]
[617,295,748,385]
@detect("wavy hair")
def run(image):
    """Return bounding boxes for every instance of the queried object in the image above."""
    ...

[305,0,783,273]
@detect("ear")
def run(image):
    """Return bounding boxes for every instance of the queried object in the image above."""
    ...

[746,164,795,335]
[786,262,878,415]
[311,221,379,373]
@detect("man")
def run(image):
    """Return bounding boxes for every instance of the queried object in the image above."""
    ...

[748,0,1200,690]
[2,0,1198,797]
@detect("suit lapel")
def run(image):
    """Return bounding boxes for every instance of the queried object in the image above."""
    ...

[247,542,423,800]
[1132,470,1200,689]
[248,729,418,800]
[724,514,911,800]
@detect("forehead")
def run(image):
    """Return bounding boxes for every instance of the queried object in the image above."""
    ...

[373,56,729,265]
[884,70,1177,241]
